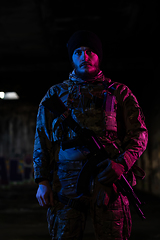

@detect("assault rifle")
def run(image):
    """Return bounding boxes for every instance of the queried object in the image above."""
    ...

[42,92,146,220]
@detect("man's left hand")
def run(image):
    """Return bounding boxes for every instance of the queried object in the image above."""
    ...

[97,159,125,185]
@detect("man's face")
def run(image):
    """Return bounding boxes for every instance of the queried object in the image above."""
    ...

[72,46,100,79]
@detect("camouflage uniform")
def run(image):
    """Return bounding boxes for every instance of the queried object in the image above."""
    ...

[33,70,148,240]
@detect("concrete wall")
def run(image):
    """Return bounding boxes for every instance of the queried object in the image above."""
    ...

[0,100,38,185]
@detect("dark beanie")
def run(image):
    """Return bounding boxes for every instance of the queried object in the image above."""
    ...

[67,30,103,63]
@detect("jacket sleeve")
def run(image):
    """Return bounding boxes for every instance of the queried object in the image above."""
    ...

[116,84,148,172]
[33,90,55,183]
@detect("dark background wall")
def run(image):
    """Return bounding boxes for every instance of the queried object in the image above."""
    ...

[0,0,160,196]
[0,100,37,185]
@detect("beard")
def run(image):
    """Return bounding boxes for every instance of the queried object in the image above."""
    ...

[72,62,100,80]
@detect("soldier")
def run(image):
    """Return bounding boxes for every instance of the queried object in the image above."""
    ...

[33,30,148,240]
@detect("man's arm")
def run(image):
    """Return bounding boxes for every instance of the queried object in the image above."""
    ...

[33,104,54,182]
[115,83,148,173]
[33,90,55,207]
[97,83,148,186]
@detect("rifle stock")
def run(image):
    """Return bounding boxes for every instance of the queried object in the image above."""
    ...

[42,92,146,220]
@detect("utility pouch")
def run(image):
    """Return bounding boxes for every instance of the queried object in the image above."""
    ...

[103,90,117,132]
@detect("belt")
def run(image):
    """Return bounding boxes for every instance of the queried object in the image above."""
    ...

[53,192,89,213]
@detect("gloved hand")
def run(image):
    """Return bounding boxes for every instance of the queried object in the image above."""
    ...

[97,159,125,185]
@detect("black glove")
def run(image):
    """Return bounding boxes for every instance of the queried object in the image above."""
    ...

[97,158,125,185]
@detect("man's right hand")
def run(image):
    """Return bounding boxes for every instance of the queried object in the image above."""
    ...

[36,180,54,207]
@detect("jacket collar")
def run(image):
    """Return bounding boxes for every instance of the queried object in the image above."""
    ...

[69,69,107,85]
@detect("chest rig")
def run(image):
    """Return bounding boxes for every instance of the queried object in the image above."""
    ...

[65,79,117,139]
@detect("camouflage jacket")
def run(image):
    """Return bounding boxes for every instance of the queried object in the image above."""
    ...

[33,70,148,196]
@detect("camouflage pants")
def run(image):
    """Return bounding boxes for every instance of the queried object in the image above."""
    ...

[47,193,132,240]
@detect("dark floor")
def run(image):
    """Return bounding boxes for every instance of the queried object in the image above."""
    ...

[0,184,160,240]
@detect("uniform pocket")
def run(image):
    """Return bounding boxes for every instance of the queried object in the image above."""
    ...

[47,204,86,239]
[46,202,62,237]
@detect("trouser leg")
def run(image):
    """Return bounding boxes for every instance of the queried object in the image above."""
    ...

[90,194,132,240]
[47,201,87,240]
